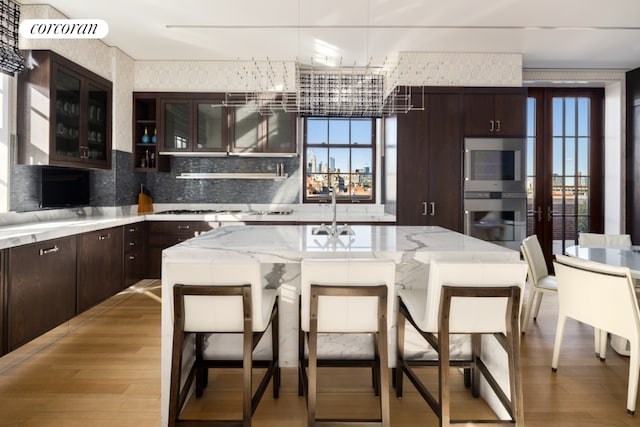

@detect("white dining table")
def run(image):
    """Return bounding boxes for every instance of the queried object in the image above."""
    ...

[565,245,640,279]
[565,244,640,355]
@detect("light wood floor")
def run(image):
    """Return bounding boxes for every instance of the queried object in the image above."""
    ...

[0,280,636,426]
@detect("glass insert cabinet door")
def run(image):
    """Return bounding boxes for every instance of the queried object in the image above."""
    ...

[231,105,296,153]
[196,102,225,151]
[232,105,260,152]
[87,84,108,161]
[54,69,81,159]
[162,100,191,151]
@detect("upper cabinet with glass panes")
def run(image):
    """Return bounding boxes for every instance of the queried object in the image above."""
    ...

[304,117,375,203]
[17,50,112,169]
[156,93,296,155]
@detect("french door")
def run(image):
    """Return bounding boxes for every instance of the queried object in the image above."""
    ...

[526,88,604,270]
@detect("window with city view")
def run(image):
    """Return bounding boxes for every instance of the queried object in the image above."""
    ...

[527,87,603,262]
[303,117,375,202]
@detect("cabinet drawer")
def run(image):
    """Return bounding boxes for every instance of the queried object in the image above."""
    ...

[147,221,215,234]
[123,223,144,254]
[148,233,193,247]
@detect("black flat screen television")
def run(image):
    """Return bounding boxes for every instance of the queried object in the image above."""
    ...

[39,167,90,208]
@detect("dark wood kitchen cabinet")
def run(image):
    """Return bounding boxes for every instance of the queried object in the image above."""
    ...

[6,236,77,352]
[463,88,527,137]
[77,227,123,313]
[123,223,145,288]
[159,94,227,154]
[17,50,112,169]
[146,221,216,279]
[396,88,464,231]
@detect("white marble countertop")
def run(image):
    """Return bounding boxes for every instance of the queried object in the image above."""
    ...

[0,204,395,250]
[160,225,520,426]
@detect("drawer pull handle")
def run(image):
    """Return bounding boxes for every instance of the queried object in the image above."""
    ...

[128,227,136,232]
[177,225,190,230]
[129,255,135,260]
[129,242,136,246]
[39,245,59,256]
[99,233,111,240]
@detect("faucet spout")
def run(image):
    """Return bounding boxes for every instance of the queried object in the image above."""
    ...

[310,186,354,237]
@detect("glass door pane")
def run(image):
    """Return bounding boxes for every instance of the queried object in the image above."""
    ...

[87,84,108,161]
[526,97,536,236]
[196,103,224,151]
[551,97,591,256]
[265,110,294,152]
[163,101,190,150]
[233,106,260,151]
[55,70,81,158]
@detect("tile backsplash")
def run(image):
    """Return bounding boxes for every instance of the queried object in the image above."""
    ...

[10,150,300,212]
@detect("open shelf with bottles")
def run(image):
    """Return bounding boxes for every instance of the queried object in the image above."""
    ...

[133,94,169,172]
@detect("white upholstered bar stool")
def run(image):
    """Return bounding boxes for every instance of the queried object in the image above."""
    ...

[299,258,396,427]
[168,260,280,427]
[520,235,558,333]
[395,259,528,426]
[552,254,640,415]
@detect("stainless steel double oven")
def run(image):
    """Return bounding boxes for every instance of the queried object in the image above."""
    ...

[463,138,527,250]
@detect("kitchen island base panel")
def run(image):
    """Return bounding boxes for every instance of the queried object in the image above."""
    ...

[161,225,520,426]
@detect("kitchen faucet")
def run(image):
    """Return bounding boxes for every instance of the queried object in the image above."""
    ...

[311,186,355,237]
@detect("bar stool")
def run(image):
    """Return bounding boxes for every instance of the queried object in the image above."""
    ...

[168,260,279,427]
[299,258,396,427]
[395,259,527,426]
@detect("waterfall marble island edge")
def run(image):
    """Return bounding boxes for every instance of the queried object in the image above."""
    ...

[160,225,520,426]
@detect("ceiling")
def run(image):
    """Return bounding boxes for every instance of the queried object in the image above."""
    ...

[17,0,640,70]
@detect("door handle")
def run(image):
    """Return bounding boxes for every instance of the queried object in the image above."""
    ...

[489,120,495,132]
[535,206,542,222]
[429,202,436,216]
[547,206,554,222]
[422,202,428,216]
[495,120,501,132]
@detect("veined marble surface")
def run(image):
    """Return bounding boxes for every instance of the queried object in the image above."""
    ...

[161,225,520,426]
[0,204,394,249]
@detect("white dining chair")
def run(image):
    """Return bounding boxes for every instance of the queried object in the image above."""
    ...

[395,259,528,426]
[576,232,633,358]
[578,232,632,248]
[299,258,396,427]
[552,254,640,415]
[168,260,280,427]
[520,234,558,333]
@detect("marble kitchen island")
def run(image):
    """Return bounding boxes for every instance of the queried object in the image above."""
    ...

[161,225,521,425]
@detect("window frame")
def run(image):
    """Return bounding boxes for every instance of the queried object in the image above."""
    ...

[302,116,376,204]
